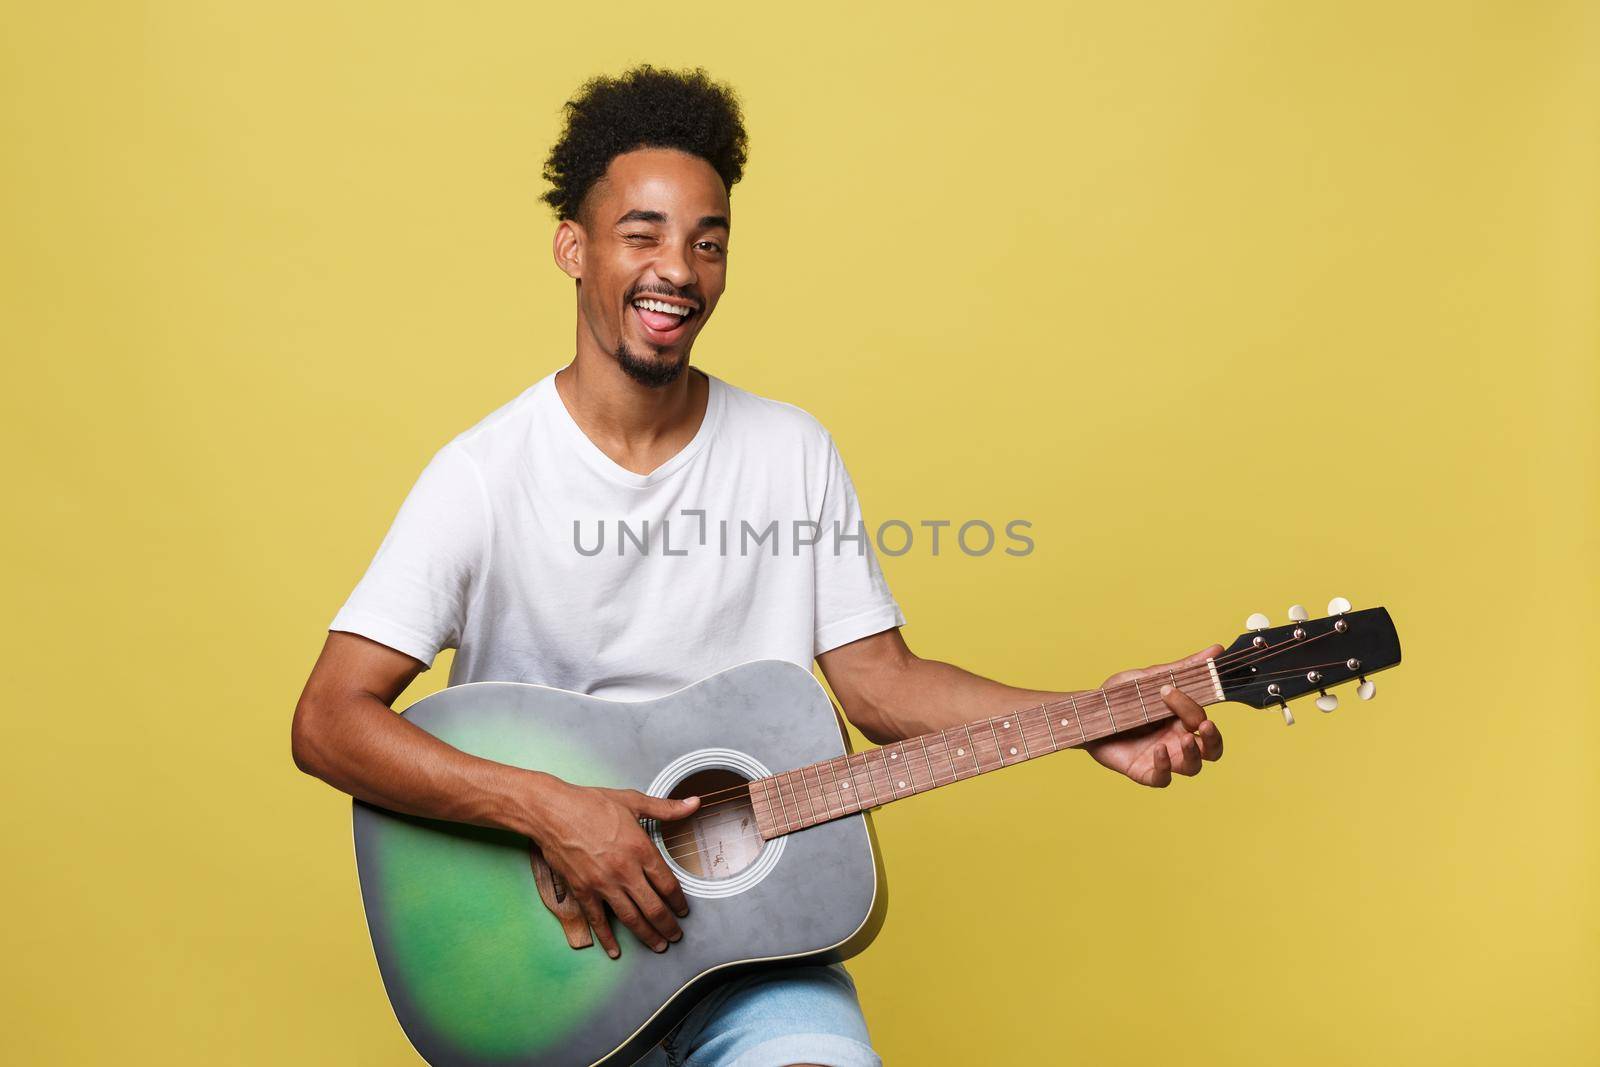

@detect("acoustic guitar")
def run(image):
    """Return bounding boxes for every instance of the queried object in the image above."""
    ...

[353,599,1401,1066]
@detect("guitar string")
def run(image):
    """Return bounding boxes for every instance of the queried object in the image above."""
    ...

[641,633,1290,818]
[651,654,1255,837]
[650,654,1352,865]
[647,637,1281,829]
[655,663,1317,862]
[651,621,1353,816]
[646,661,1217,836]
[615,627,1362,852]
[650,651,1366,848]
[650,705,1218,865]
[537,629,1378,897]
[650,663,1229,848]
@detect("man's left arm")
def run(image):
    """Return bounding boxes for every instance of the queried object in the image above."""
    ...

[816,628,1224,788]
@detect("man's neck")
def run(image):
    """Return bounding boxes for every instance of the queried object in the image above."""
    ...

[553,353,710,476]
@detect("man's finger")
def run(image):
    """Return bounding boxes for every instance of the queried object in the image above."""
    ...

[1159,683,1209,732]
[1195,719,1224,762]
[579,895,620,959]
[633,792,701,823]
[626,876,683,944]
[642,851,690,919]
[1143,743,1172,788]
[1171,729,1202,776]
[604,888,667,953]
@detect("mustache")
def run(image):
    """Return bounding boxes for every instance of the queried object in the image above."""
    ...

[625,284,701,311]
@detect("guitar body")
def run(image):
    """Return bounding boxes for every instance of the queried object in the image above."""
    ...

[352,660,886,1067]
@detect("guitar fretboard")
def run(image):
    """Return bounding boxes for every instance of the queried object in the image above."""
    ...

[748,664,1221,839]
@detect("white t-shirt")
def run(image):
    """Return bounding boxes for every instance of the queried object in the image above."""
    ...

[329,369,906,699]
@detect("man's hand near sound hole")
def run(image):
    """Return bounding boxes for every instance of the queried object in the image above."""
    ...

[527,781,701,958]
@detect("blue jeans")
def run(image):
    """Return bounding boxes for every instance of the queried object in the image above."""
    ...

[636,963,880,1067]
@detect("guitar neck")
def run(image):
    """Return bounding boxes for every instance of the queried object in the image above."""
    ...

[750,661,1224,840]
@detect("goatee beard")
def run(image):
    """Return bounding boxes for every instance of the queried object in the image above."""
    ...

[613,340,686,388]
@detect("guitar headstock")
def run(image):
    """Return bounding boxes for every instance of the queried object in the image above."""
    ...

[1217,598,1401,724]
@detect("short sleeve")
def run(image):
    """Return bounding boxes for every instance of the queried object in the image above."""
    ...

[329,443,490,667]
[812,434,906,656]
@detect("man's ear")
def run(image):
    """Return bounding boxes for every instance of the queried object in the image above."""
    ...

[552,218,584,280]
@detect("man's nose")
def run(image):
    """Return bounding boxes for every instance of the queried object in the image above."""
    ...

[653,242,696,290]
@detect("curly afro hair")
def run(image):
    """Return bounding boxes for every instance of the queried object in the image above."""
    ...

[541,65,749,223]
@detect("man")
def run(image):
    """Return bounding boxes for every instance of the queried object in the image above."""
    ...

[292,66,1223,1067]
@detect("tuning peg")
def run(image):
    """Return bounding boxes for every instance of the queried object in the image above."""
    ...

[1315,691,1339,712]
[1280,705,1296,725]
[1356,677,1375,701]
[1288,604,1309,622]
[1327,596,1352,615]
[1246,613,1271,631]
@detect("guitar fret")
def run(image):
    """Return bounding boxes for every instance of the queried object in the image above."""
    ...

[777,771,796,831]
[936,732,956,784]
[840,752,861,813]
[832,757,852,816]
[830,755,851,814]
[1069,694,1088,743]
[853,749,880,809]
[885,741,908,795]
[764,776,789,834]
[960,723,980,778]
[868,745,894,805]
[787,773,806,830]
[1018,706,1036,758]
[933,730,960,782]
[801,762,825,825]
[897,737,915,791]
[836,755,858,814]
[826,757,848,818]
[998,714,1019,764]
[1133,678,1151,724]
[810,759,833,821]
[916,735,937,792]
[852,750,876,808]
[1101,690,1117,731]
[766,773,787,833]
[789,770,813,832]
[1044,706,1060,750]
[747,777,768,830]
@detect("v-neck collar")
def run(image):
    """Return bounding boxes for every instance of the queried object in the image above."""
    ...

[539,368,724,489]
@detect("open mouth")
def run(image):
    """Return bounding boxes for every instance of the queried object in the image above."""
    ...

[630,296,697,342]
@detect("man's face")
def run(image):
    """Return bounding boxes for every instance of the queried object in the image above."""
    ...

[565,147,730,387]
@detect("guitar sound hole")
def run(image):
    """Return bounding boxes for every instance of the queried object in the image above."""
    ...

[658,768,763,882]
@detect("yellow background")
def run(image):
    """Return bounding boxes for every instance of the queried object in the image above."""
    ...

[3,2,1596,1063]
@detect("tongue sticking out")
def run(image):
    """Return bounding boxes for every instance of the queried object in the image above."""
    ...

[636,306,684,332]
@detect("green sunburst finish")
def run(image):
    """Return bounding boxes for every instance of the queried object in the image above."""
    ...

[352,662,887,1067]
[361,716,626,1058]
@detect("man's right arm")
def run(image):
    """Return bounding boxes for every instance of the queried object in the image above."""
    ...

[290,630,697,957]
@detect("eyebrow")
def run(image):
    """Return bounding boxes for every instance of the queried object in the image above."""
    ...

[615,209,730,231]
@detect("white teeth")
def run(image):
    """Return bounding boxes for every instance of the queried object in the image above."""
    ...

[633,298,690,317]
